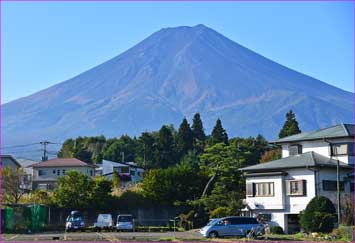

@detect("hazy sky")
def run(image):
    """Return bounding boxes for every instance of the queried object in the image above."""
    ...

[2,1,354,104]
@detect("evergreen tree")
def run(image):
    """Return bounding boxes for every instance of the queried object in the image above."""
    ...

[191,113,206,141]
[211,118,228,145]
[176,118,194,157]
[279,110,301,138]
[156,125,176,168]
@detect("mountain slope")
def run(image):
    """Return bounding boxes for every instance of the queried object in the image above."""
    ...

[3,24,353,148]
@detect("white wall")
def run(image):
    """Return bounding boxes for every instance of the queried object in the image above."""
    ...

[33,166,95,180]
[281,138,353,164]
[283,168,316,213]
[245,175,285,210]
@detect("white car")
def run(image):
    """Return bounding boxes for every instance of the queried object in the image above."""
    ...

[94,214,113,231]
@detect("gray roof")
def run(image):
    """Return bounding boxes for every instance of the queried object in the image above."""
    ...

[16,158,39,168]
[273,124,354,143]
[239,152,353,172]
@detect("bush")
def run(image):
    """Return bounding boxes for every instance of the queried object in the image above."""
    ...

[270,226,284,234]
[300,196,336,233]
[209,207,233,218]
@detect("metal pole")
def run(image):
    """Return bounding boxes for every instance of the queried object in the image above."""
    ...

[337,159,341,225]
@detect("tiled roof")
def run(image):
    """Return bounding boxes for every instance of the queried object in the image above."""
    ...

[30,158,96,168]
[239,151,353,172]
[273,124,354,143]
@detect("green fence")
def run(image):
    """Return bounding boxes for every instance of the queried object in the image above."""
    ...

[1,204,48,232]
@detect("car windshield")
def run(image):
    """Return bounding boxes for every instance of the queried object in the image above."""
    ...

[68,216,82,222]
[207,219,219,226]
[118,216,132,222]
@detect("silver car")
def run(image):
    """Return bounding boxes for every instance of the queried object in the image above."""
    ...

[116,214,135,232]
[200,216,264,238]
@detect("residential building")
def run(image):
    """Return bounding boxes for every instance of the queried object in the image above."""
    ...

[100,159,144,187]
[29,158,96,190]
[1,155,21,170]
[240,124,354,233]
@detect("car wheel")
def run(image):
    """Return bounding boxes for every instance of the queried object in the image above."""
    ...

[209,231,219,238]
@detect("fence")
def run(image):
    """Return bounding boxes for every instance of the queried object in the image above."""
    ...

[1,204,48,232]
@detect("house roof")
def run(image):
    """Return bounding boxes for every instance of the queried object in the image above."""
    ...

[30,158,96,168]
[16,158,39,168]
[102,159,144,169]
[239,151,353,172]
[273,124,354,144]
[1,155,21,168]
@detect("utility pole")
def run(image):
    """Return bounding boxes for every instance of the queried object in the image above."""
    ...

[323,138,341,225]
[40,141,50,161]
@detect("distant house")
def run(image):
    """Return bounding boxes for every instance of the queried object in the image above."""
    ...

[240,124,354,234]
[29,158,96,190]
[1,155,21,170]
[17,158,38,176]
[100,159,144,187]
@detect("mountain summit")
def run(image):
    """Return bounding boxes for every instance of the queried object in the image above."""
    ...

[3,25,353,147]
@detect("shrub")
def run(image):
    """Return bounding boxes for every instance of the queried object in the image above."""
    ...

[270,226,284,234]
[209,207,233,218]
[300,196,336,233]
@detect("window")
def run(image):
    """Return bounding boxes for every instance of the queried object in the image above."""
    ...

[322,180,344,191]
[57,170,60,176]
[255,182,274,197]
[130,171,136,176]
[289,145,302,156]
[246,183,255,197]
[38,170,45,176]
[62,170,66,175]
[350,182,354,192]
[53,169,56,174]
[120,167,129,173]
[286,180,306,196]
[90,170,93,176]
[331,143,354,156]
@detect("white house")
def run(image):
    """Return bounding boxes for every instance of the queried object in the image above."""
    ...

[240,124,354,233]
[100,159,145,187]
[29,158,96,190]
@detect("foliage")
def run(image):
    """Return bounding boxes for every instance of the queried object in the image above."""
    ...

[141,161,208,205]
[53,171,94,209]
[197,143,245,213]
[112,171,120,189]
[209,207,234,218]
[90,176,114,211]
[260,147,281,163]
[270,226,284,234]
[1,167,28,204]
[300,196,336,233]
[211,118,228,145]
[176,118,194,158]
[342,198,354,226]
[155,125,176,168]
[279,110,301,138]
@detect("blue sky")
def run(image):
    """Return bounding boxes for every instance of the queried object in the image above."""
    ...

[2,1,354,104]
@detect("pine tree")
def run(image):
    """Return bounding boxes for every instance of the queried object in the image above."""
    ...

[176,118,194,156]
[191,113,206,142]
[211,118,229,145]
[156,125,176,168]
[279,110,301,138]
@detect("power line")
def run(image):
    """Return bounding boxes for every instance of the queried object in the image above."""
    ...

[1,143,39,149]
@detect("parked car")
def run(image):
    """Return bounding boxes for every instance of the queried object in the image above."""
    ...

[200,216,264,238]
[94,214,113,231]
[65,211,85,232]
[116,214,135,232]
